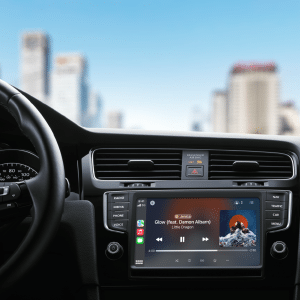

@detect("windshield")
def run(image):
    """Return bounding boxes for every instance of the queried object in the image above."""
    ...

[0,1,299,135]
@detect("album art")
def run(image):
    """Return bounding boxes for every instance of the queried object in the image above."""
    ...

[219,210,257,247]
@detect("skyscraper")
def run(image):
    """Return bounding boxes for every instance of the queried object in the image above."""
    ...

[107,111,123,129]
[82,90,102,128]
[50,53,88,125]
[227,63,279,135]
[21,31,50,102]
[212,90,228,133]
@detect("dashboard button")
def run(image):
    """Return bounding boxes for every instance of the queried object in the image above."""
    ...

[108,193,128,202]
[109,202,129,211]
[266,219,287,231]
[266,210,287,219]
[186,166,204,177]
[108,220,128,232]
[266,192,288,202]
[109,211,128,220]
[265,201,287,210]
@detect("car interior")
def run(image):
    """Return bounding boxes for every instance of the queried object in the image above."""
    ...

[0,79,299,300]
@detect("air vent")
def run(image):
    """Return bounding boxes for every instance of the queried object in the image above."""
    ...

[93,149,182,180]
[209,150,294,180]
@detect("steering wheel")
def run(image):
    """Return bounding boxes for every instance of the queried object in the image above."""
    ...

[0,80,65,292]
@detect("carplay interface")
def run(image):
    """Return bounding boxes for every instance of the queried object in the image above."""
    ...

[133,197,261,268]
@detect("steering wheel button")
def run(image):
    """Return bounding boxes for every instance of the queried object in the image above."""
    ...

[0,186,9,196]
[0,202,16,211]
[3,183,21,202]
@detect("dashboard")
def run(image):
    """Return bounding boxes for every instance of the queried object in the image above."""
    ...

[1,91,300,300]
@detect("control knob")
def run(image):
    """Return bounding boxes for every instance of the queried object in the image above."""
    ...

[270,241,288,260]
[106,242,123,260]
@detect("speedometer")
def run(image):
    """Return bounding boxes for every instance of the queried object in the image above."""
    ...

[0,163,38,182]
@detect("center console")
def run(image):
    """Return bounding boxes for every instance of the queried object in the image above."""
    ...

[103,189,292,278]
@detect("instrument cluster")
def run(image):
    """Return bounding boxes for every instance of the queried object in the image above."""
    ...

[0,149,39,183]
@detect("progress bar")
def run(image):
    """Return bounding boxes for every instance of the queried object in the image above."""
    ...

[155,249,249,252]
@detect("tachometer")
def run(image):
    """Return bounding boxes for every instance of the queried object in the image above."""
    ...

[0,163,38,182]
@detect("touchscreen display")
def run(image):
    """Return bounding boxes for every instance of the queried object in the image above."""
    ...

[133,197,261,268]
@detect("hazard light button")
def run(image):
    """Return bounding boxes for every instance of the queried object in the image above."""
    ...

[186,166,204,177]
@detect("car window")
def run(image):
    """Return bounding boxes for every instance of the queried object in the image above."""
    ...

[0,1,299,134]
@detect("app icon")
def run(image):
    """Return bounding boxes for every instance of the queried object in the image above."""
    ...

[137,220,144,227]
[137,229,144,236]
[136,237,144,244]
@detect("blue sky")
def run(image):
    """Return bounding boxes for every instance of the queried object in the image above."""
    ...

[0,0,299,130]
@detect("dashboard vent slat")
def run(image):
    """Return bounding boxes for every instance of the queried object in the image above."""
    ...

[93,149,182,180]
[209,150,294,180]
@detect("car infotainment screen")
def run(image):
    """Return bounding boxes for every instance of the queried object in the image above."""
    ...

[133,197,261,268]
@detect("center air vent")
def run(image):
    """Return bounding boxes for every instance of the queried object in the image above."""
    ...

[93,149,182,180]
[209,150,294,180]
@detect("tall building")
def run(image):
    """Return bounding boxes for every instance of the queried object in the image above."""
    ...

[212,90,228,133]
[21,31,50,102]
[50,53,88,125]
[278,101,300,136]
[82,90,102,128]
[107,111,123,129]
[227,63,279,135]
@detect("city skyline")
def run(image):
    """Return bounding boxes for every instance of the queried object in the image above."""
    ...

[19,31,103,128]
[0,1,299,132]
[4,33,300,133]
